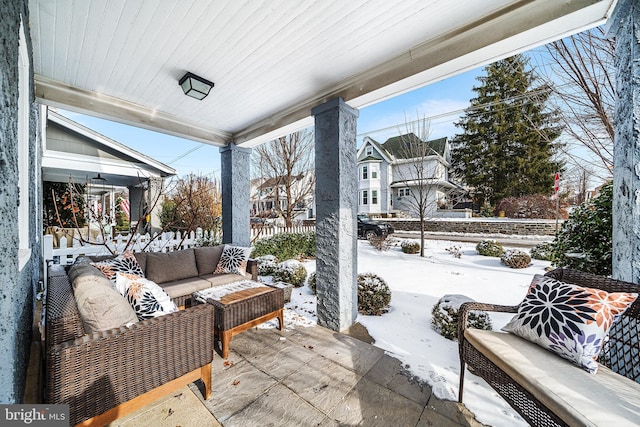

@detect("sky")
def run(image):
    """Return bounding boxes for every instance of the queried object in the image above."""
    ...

[56,67,482,180]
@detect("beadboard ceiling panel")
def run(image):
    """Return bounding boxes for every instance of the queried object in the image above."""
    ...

[29,0,615,147]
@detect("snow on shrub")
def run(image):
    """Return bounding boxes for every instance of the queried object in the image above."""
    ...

[476,239,505,257]
[530,242,554,261]
[357,273,391,315]
[256,255,279,276]
[273,259,308,287]
[431,294,492,341]
[500,249,531,269]
[307,271,317,294]
[401,239,420,254]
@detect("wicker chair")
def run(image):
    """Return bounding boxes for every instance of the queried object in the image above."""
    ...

[458,268,640,427]
[45,264,215,426]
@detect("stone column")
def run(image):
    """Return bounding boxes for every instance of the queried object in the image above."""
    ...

[312,97,359,331]
[220,144,252,247]
[608,0,640,282]
[128,185,144,231]
[146,177,164,235]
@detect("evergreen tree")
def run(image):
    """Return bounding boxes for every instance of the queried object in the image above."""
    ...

[450,54,562,207]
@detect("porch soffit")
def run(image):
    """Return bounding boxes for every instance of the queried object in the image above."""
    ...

[29,0,615,148]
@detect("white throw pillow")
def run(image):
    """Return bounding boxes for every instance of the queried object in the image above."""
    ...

[214,245,252,276]
[115,273,178,320]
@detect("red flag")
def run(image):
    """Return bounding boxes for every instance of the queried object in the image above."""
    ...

[554,172,560,193]
[120,199,130,220]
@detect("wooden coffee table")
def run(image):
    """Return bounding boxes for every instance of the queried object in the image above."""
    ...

[195,281,284,358]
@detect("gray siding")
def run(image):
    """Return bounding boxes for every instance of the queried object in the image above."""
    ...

[0,0,41,403]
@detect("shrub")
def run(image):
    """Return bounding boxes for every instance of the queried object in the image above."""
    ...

[500,249,531,269]
[479,203,494,217]
[256,255,278,276]
[357,273,391,315]
[431,294,492,340]
[445,245,462,258]
[251,231,315,260]
[307,271,317,294]
[369,234,393,251]
[476,240,504,257]
[530,242,554,261]
[273,260,308,287]
[495,194,568,219]
[401,240,420,254]
[550,182,612,275]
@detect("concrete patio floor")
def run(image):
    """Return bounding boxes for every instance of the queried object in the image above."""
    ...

[108,324,486,427]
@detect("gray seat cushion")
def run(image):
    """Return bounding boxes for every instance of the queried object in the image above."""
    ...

[160,277,213,300]
[145,249,198,284]
[194,246,224,276]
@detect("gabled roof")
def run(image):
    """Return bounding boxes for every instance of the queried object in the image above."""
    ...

[382,133,447,159]
[42,109,176,187]
[357,136,393,163]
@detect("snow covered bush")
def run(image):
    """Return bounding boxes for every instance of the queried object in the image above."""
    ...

[251,231,315,260]
[530,242,554,261]
[307,271,317,294]
[550,182,612,275]
[401,240,420,254]
[273,259,308,287]
[476,239,504,257]
[500,249,531,269]
[445,245,462,258]
[256,255,279,276]
[431,294,492,341]
[357,273,391,315]
[369,235,392,251]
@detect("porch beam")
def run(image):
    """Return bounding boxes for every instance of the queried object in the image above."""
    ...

[312,97,359,331]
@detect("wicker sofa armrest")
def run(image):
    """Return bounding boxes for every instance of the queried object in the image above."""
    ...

[46,303,214,426]
[458,302,518,350]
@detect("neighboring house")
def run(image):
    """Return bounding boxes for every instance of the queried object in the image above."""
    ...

[356,133,462,218]
[250,172,315,222]
[43,109,177,235]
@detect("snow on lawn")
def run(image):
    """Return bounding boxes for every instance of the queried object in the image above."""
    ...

[262,238,551,426]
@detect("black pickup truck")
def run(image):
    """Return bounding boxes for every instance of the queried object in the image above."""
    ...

[357,214,394,239]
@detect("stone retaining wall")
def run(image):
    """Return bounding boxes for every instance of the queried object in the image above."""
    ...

[381,218,560,236]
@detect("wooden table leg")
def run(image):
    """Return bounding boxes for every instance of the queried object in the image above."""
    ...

[221,330,232,359]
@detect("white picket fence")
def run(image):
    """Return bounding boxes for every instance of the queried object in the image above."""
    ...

[250,224,315,241]
[43,228,220,265]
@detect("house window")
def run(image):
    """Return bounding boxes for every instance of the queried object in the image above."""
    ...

[18,19,30,271]
[362,165,368,180]
[372,190,378,205]
[398,188,410,198]
[366,145,373,156]
[362,190,368,205]
[371,166,378,179]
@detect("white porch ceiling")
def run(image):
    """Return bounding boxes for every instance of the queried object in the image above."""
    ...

[29,0,616,148]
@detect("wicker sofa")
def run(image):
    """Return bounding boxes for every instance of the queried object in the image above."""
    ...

[45,246,257,426]
[458,268,640,427]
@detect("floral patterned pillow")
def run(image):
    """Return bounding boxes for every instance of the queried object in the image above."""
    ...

[92,251,145,284]
[114,273,178,320]
[502,275,638,374]
[214,245,252,276]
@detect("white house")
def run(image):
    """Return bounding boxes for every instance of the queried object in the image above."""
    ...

[250,172,315,223]
[357,133,462,217]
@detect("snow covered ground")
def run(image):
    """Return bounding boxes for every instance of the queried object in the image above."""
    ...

[261,237,552,426]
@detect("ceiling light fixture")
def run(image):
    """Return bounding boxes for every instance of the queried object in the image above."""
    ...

[179,72,214,100]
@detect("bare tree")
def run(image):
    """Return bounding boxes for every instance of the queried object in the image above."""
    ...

[536,27,614,178]
[162,174,222,236]
[253,129,315,227]
[392,118,453,257]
